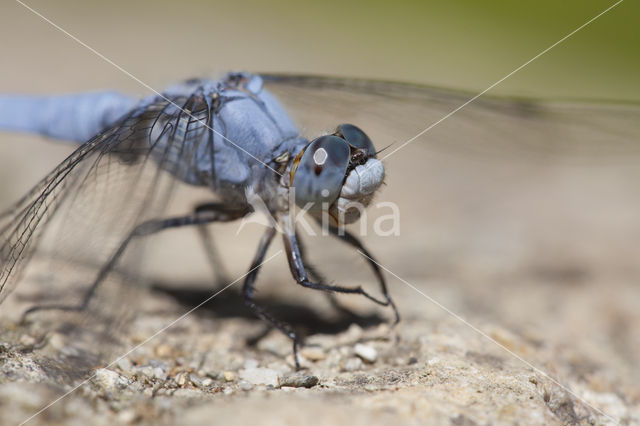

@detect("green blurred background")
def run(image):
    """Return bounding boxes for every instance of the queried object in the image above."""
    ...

[0,0,638,102]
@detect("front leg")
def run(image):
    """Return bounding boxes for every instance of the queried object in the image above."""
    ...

[327,226,400,324]
[296,226,399,323]
[281,216,391,307]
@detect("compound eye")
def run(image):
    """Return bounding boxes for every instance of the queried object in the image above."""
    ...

[292,135,350,209]
[336,123,376,157]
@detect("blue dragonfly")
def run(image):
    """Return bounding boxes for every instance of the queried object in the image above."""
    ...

[0,72,638,371]
[0,72,397,368]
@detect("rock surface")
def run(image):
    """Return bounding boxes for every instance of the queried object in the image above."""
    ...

[0,277,638,426]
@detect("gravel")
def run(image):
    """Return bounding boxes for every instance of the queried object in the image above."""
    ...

[238,367,280,387]
[354,343,378,363]
[92,368,130,394]
[280,375,320,388]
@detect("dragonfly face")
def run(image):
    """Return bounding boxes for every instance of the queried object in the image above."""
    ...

[289,124,384,225]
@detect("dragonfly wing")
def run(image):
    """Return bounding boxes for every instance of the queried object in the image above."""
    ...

[0,90,220,380]
[263,73,640,281]
[262,73,640,162]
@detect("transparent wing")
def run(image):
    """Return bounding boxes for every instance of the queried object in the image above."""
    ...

[263,73,640,289]
[263,74,640,162]
[0,90,217,379]
[0,92,216,299]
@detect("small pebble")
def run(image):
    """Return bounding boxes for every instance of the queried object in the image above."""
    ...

[117,358,132,371]
[92,368,130,393]
[342,357,363,372]
[239,367,280,387]
[301,347,326,361]
[223,371,235,382]
[149,359,169,370]
[280,375,319,388]
[238,380,254,391]
[138,366,155,380]
[428,357,441,366]
[202,378,213,387]
[189,374,203,387]
[117,410,136,424]
[176,372,187,386]
[154,344,172,357]
[152,367,166,380]
[354,343,378,363]
[345,324,364,341]
[19,335,36,347]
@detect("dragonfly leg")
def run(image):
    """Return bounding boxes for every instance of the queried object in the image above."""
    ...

[294,229,362,319]
[21,203,250,322]
[283,230,393,310]
[242,228,300,369]
[195,205,233,287]
[327,226,400,324]
[293,229,327,283]
[242,227,303,369]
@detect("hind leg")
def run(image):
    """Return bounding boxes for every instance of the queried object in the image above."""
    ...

[22,203,249,321]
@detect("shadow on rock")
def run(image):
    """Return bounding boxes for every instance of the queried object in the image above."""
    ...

[151,281,386,341]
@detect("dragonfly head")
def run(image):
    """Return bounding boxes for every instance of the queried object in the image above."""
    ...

[290,124,384,225]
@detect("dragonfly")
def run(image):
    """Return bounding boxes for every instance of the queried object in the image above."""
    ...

[0,72,639,377]
[0,72,400,369]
